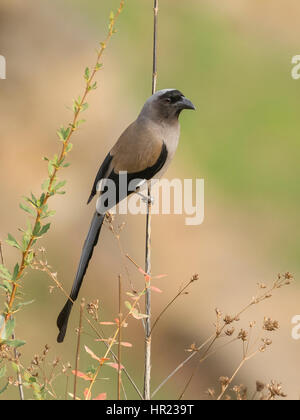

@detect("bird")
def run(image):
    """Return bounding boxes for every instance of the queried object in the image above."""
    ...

[56,88,195,342]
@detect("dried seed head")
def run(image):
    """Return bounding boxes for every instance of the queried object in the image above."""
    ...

[266,381,287,399]
[232,384,248,400]
[238,329,248,342]
[262,338,272,346]
[215,308,222,318]
[52,357,60,367]
[225,327,235,336]
[191,273,199,282]
[263,317,279,332]
[219,376,230,387]
[224,315,234,325]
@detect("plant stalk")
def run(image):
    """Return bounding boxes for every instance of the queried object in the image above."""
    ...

[144,0,159,401]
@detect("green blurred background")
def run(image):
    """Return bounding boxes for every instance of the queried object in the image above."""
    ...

[0,0,299,399]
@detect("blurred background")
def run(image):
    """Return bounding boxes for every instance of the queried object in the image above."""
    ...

[0,0,300,400]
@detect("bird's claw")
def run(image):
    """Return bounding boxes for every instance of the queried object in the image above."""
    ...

[136,192,154,205]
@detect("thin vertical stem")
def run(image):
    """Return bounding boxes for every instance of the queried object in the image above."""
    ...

[73,298,84,400]
[144,0,159,401]
[117,274,122,400]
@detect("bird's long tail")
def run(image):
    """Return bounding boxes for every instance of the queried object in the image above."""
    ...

[56,212,105,343]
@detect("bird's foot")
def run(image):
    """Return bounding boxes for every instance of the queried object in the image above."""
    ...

[136,192,154,205]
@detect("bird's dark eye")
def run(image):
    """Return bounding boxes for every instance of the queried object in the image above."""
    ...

[164,97,171,103]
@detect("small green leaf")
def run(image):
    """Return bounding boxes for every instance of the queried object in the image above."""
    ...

[0,366,7,379]
[11,362,19,373]
[25,251,34,266]
[33,221,41,237]
[12,263,19,281]
[6,233,21,250]
[66,143,73,153]
[1,281,12,293]
[84,67,90,80]
[124,301,132,311]
[0,381,8,395]
[14,300,35,312]
[1,318,15,340]
[55,180,67,191]
[20,203,36,216]
[81,103,89,112]
[3,339,26,349]
[0,265,12,281]
[42,179,50,192]
[38,223,51,237]
[57,126,70,141]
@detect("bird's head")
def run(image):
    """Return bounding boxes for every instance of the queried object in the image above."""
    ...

[139,89,196,122]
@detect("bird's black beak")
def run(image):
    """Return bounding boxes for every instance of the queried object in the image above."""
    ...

[178,96,196,111]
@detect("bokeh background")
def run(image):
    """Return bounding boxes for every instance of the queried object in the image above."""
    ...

[0,0,300,400]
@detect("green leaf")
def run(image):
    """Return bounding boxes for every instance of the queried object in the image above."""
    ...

[124,301,132,311]
[0,265,12,281]
[41,179,50,193]
[38,223,51,237]
[12,263,19,281]
[131,309,149,320]
[25,251,34,266]
[11,362,19,373]
[57,126,70,141]
[1,281,12,294]
[1,318,15,340]
[48,161,55,177]
[0,381,9,395]
[20,203,36,217]
[0,366,6,379]
[75,119,86,128]
[0,284,9,293]
[81,103,89,112]
[54,180,66,192]
[95,63,102,71]
[33,221,41,237]
[3,339,26,349]
[14,300,35,312]
[84,67,90,80]
[65,143,73,153]
[6,233,21,250]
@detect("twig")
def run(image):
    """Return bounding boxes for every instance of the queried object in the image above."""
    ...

[0,240,4,265]
[151,335,214,398]
[144,0,159,401]
[216,351,259,400]
[117,274,122,400]
[150,275,198,336]
[73,298,85,400]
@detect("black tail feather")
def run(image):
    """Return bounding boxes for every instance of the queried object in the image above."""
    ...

[56,299,73,343]
[56,212,105,343]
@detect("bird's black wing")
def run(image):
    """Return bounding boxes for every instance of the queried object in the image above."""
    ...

[98,141,168,210]
[87,152,113,204]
